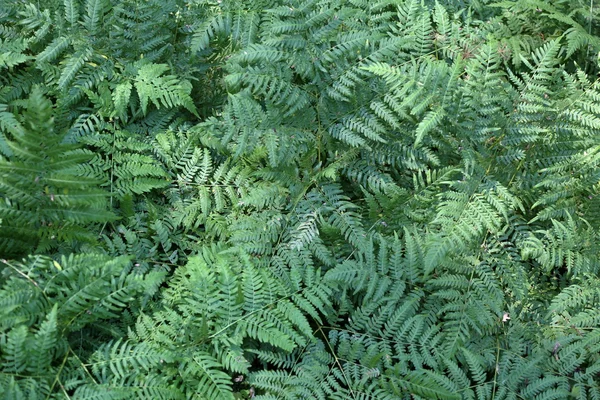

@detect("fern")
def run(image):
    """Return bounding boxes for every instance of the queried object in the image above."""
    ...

[134,63,197,116]
[2,0,600,399]
[0,253,146,398]
[0,87,115,256]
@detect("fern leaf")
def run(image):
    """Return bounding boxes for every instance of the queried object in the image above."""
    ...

[180,353,234,399]
[28,305,58,375]
[57,46,92,90]
[64,0,79,26]
[83,0,108,35]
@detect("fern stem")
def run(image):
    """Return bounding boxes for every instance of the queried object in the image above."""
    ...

[70,346,99,385]
[315,325,358,400]
[45,351,71,400]
[491,337,500,399]
[1,258,40,288]
[272,329,313,400]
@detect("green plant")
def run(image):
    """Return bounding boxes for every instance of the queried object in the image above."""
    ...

[0,87,114,257]
[2,0,600,399]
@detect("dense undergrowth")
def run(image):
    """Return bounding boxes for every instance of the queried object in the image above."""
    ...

[2,0,600,398]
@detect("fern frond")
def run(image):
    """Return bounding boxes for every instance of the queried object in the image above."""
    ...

[83,0,108,35]
[134,63,197,116]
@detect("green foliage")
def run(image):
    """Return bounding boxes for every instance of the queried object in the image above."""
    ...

[134,63,197,116]
[0,254,144,399]
[0,88,115,257]
[2,0,600,399]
